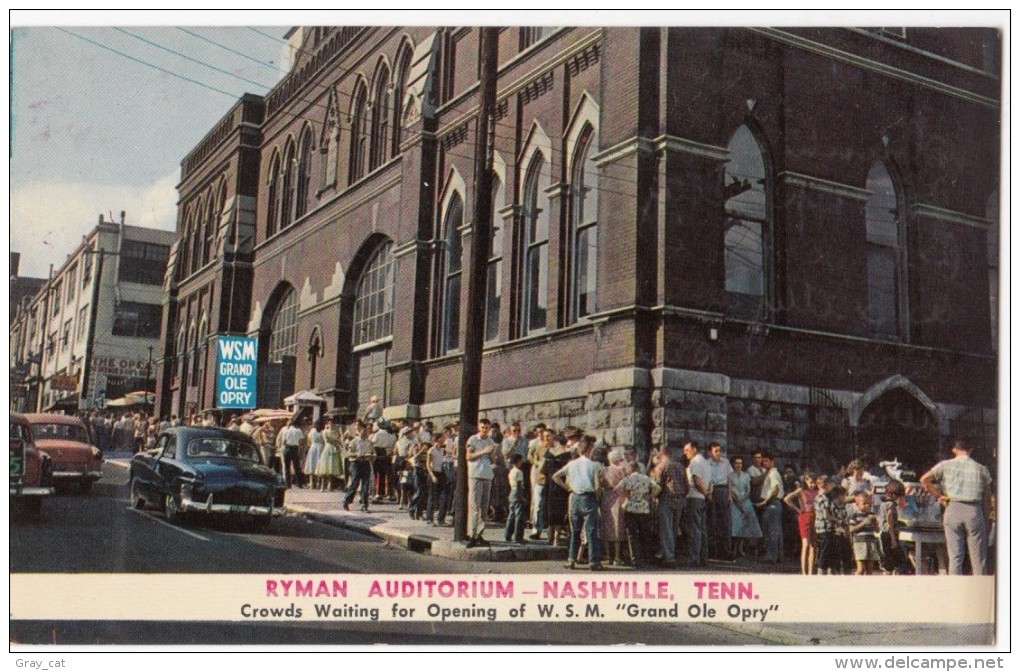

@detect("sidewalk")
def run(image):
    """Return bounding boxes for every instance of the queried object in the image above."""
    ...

[283,488,569,562]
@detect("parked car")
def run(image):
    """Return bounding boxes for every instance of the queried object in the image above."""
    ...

[10,413,55,514]
[129,427,285,531]
[24,413,103,493]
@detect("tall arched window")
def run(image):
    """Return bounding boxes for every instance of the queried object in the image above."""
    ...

[569,125,599,323]
[202,195,216,266]
[266,153,282,238]
[723,124,771,321]
[392,44,413,158]
[281,141,296,228]
[369,63,390,171]
[190,201,204,272]
[865,160,906,338]
[522,153,550,334]
[351,240,395,410]
[296,128,313,219]
[485,178,505,342]
[267,286,299,363]
[440,194,464,353]
[178,213,192,279]
[349,83,369,184]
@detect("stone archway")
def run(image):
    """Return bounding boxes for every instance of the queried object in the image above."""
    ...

[851,376,945,474]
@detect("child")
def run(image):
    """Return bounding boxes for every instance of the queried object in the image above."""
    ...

[504,453,527,544]
[826,486,853,574]
[848,490,881,575]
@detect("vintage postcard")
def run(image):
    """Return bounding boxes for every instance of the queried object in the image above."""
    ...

[7,10,1008,660]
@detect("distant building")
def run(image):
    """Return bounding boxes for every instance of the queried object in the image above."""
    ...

[9,213,174,412]
[158,26,1000,471]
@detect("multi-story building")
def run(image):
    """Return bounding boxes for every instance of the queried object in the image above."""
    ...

[158,26,1000,473]
[10,214,174,412]
[8,253,48,411]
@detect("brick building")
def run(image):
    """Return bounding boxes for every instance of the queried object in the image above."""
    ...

[156,26,1000,473]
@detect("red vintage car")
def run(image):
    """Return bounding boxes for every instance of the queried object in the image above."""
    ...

[10,413,55,513]
[24,413,103,493]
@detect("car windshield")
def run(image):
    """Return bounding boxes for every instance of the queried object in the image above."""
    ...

[185,437,260,463]
[31,422,90,443]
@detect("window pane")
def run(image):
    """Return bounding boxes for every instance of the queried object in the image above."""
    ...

[353,241,395,346]
[443,274,461,352]
[485,261,500,342]
[527,244,548,331]
[576,227,597,318]
[268,288,299,362]
[866,162,899,246]
[867,245,898,336]
[724,218,764,296]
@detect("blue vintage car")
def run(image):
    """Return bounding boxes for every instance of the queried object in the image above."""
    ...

[129,426,285,531]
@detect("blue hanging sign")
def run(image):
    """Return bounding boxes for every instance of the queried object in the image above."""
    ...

[215,336,258,409]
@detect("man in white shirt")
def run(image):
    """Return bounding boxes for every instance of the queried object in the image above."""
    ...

[371,421,397,502]
[279,420,306,489]
[465,419,496,548]
[553,435,606,571]
[707,442,734,560]
[343,421,375,512]
[682,441,711,568]
[756,451,785,563]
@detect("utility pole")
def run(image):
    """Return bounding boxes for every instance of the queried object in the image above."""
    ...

[454,27,499,542]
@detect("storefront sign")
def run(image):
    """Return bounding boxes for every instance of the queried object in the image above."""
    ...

[215,336,258,409]
[49,374,79,391]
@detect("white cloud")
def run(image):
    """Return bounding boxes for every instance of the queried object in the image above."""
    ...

[10,171,179,278]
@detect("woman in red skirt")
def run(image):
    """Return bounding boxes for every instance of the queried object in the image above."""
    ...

[784,470,819,574]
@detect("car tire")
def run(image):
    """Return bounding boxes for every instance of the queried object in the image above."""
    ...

[130,479,145,509]
[164,493,182,523]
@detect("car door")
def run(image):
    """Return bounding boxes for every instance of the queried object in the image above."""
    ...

[152,433,185,500]
[136,433,172,501]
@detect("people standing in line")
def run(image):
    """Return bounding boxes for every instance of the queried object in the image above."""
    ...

[304,418,325,491]
[501,422,528,463]
[527,426,552,541]
[878,479,910,574]
[654,444,689,568]
[707,442,734,561]
[756,451,785,564]
[615,459,661,568]
[682,441,711,568]
[393,425,415,501]
[425,433,449,526]
[783,470,819,575]
[504,453,528,544]
[322,418,346,489]
[408,438,430,521]
[465,418,496,548]
[600,448,628,566]
[813,475,838,574]
[542,434,573,547]
[728,454,761,558]
[489,423,509,524]
[553,435,606,571]
[363,395,383,426]
[279,420,306,489]
[920,439,994,575]
[371,421,396,503]
[343,421,375,512]
[253,421,279,475]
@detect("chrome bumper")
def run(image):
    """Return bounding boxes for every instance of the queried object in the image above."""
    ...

[10,486,56,496]
[179,495,280,516]
[53,470,103,480]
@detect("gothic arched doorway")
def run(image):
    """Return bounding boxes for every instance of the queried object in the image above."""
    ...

[856,386,940,475]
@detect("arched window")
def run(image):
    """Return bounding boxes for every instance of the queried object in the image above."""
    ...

[370,63,390,171]
[296,128,313,219]
[351,240,395,410]
[485,178,505,342]
[202,195,216,266]
[308,327,323,389]
[865,160,906,338]
[267,286,299,363]
[349,83,369,184]
[440,194,464,353]
[392,44,413,158]
[190,201,204,273]
[569,125,599,323]
[281,141,296,228]
[353,241,395,347]
[522,153,550,334]
[178,214,192,279]
[723,124,770,321]
[986,190,998,351]
[267,153,282,238]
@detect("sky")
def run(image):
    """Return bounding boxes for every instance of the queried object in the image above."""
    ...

[7,9,1009,281]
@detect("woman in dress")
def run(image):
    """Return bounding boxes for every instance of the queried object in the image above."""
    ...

[304,418,326,491]
[728,455,762,558]
[600,448,628,565]
[316,418,344,491]
[783,470,819,574]
[542,436,572,547]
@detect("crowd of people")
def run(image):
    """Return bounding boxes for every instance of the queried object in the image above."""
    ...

[73,406,994,576]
